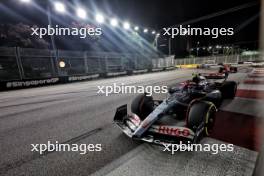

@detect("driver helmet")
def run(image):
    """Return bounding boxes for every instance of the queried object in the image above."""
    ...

[192,73,205,83]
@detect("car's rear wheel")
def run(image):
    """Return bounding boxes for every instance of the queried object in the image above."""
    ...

[131,94,154,120]
[187,101,217,138]
[219,67,224,73]
[220,81,237,99]
[232,67,238,73]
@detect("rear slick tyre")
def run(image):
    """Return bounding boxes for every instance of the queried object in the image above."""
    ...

[221,81,237,99]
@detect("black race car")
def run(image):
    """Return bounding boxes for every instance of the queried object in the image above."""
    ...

[114,75,237,145]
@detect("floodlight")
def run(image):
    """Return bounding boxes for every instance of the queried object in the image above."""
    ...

[20,0,31,3]
[54,2,66,13]
[110,18,118,26]
[59,61,66,68]
[76,8,87,19]
[95,14,105,23]
[123,22,130,30]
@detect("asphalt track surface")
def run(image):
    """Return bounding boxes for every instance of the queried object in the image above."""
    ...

[0,67,262,176]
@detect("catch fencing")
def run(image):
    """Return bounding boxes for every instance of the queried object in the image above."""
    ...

[0,47,262,89]
[0,47,174,83]
[174,54,261,65]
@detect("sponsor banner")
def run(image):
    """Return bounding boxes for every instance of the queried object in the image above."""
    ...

[1,78,60,89]
[68,74,99,82]
[0,74,101,90]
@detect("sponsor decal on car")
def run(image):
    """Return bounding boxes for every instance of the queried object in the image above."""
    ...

[130,114,141,126]
[150,125,194,138]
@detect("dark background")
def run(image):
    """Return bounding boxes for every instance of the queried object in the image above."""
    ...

[0,0,260,57]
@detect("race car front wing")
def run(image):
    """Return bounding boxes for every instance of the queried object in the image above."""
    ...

[113,105,203,145]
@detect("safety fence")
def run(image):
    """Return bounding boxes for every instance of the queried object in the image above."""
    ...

[0,47,174,89]
[174,54,262,65]
[0,47,262,89]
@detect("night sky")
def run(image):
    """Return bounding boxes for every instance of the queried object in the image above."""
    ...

[0,0,260,56]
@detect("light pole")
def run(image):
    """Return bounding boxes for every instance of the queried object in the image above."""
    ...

[47,1,67,51]
[49,1,67,74]
[154,33,160,51]
[47,6,56,52]
[196,41,200,57]
[168,38,172,55]
[48,1,66,61]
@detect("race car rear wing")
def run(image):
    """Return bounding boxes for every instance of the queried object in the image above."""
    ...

[200,72,228,80]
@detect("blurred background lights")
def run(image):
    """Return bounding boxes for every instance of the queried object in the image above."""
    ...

[95,14,105,23]
[76,8,87,19]
[54,2,66,13]
[110,18,118,26]
[123,22,130,30]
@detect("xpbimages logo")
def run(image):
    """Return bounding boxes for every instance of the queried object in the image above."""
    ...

[163,141,234,155]
[31,25,102,38]
[31,141,102,155]
[97,83,168,96]
[162,25,234,38]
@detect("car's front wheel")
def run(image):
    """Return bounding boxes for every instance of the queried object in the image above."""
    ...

[187,101,217,142]
[131,94,154,120]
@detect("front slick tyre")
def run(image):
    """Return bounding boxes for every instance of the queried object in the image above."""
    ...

[187,101,217,142]
[131,94,154,120]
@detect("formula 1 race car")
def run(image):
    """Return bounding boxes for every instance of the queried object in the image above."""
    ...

[200,64,238,79]
[219,64,238,73]
[200,72,228,79]
[114,74,237,145]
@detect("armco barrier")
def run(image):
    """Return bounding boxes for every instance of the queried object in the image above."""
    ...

[1,47,262,90]
[0,47,176,90]
[174,54,262,66]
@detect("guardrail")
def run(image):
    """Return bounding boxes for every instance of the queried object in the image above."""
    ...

[175,54,262,65]
[0,47,262,90]
[0,47,175,89]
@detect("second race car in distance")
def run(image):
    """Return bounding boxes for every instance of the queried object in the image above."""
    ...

[219,64,238,73]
